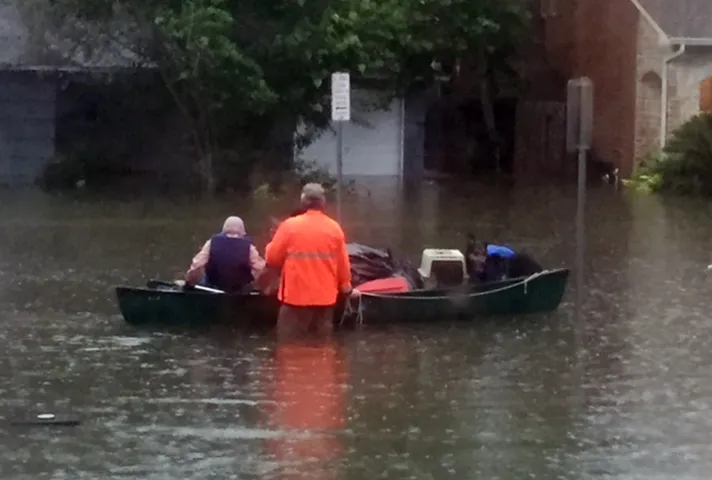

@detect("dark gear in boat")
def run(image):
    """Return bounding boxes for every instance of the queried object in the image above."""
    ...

[347,243,423,289]
[465,233,543,282]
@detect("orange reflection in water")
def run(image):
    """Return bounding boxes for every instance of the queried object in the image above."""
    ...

[262,340,347,480]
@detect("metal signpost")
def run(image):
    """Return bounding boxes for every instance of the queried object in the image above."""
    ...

[331,72,351,222]
[566,77,593,329]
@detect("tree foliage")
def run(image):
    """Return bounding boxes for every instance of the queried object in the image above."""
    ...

[626,113,712,196]
[17,0,530,190]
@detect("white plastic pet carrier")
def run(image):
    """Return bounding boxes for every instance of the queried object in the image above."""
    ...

[417,249,467,287]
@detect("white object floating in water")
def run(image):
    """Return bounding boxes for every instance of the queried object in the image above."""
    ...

[707,265,712,270]
[37,414,55,420]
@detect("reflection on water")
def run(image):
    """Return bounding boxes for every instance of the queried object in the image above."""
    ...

[262,341,346,480]
[1,182,712,478]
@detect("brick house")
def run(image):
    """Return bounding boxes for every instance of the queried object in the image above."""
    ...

[537,0,712,177]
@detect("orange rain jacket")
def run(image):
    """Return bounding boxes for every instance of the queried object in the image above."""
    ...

[265,209,352,306]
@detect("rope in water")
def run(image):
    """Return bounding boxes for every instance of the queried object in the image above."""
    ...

[340,295,365,325]
[340,269,552,325]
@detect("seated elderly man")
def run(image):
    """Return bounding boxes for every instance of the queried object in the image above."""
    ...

[184,216,265,293]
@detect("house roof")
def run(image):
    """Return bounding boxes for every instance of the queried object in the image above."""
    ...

[0,3,149,68]
[634,0,712,43]
[0,4,28,64]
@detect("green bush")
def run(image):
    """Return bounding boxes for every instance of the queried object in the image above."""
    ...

[293,158,337,189]
[623,151,665,194]
[627,113,712,195]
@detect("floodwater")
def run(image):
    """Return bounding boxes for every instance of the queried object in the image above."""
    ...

[2,179,712,479]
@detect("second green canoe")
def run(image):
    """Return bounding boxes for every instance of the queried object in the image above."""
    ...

[351,268,569,324]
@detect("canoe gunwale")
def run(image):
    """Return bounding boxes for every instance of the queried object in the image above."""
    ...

[115,286,263,298]
[116,268,568,300]
[358,268,569,301]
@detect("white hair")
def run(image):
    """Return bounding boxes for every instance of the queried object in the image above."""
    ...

[222,216,246,236]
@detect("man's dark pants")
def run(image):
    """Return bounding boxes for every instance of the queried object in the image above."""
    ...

[277,304,335,341]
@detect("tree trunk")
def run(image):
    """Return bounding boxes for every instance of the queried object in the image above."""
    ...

[201,151,216,193]
[158,73,217,194]
[478,51,503,175]
[195,104,217,194]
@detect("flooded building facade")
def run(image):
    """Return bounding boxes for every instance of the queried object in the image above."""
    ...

[0,5,56,185]
[0,3,149,187]
[529,0,712,177]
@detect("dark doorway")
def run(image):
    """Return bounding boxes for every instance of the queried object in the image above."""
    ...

[423,97,518,176]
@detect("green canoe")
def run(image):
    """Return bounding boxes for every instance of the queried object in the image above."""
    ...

[115,268,569,327]
[350,268,570,324]
[115,283,279,328]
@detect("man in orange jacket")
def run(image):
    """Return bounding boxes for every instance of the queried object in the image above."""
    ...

[265,183,359,339]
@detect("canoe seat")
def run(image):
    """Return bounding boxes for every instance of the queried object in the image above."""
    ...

[417,249,467,288]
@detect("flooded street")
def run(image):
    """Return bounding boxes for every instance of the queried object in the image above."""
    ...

[2,181,712,479]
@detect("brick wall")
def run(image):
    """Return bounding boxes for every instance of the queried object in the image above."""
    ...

[539,0,578,78]
[574,0,639,177]
[535,0,640,177]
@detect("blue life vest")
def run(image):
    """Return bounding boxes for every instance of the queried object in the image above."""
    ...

[204,233,254,293]
[486,244,516,259]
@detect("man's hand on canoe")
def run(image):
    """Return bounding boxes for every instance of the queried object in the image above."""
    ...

[347,287,361,299]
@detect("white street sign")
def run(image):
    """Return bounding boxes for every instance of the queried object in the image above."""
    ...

[331,72,351,122]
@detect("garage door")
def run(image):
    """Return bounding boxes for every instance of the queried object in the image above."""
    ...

[298,89,403,177]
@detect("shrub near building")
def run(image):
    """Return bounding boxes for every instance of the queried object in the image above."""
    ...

[626,113,712,196]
